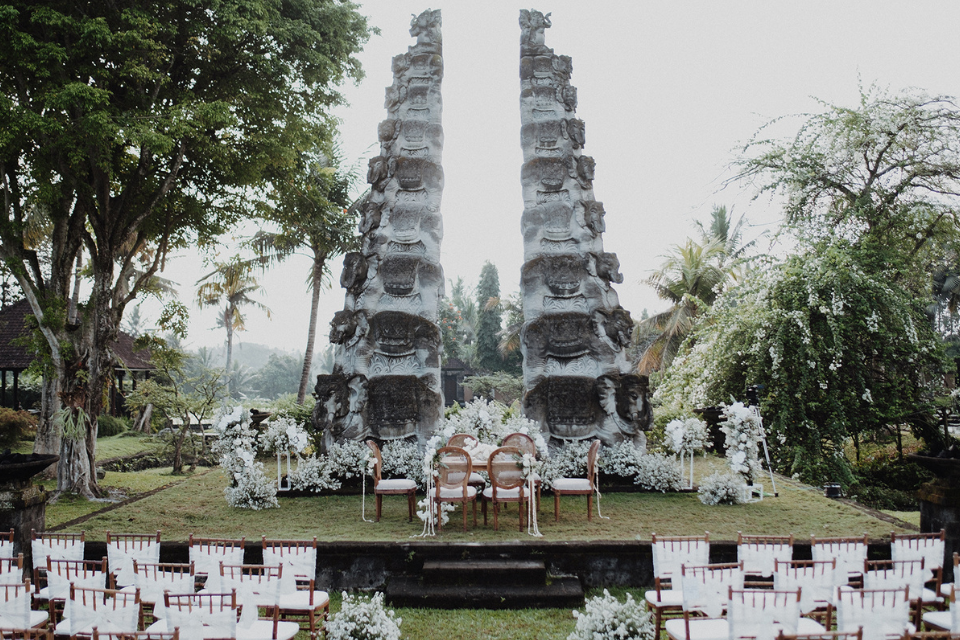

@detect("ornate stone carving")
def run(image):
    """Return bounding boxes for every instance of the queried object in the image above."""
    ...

[409,9,441,50]
[340,252,368,294]
[581,200,605,237]
[519,9,552,56]
[564,118,586,149]
[367,156,396,191]
[359,200,384,235]
[591,251,623,285]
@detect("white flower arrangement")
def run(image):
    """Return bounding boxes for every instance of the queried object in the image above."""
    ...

[440,398,549,456]
[664,417,709,455]
[719,402,764,482]
[287,454,341,492]
[416,497,456,526]
[697,470,747,506]
[568,589,655,640]
[634,454,684,493]
[260,416,310,454]
[541,441,592,489]
[211,405,278,510]
[327,592,401,640]
[380,440,424,486]
[601,441,642,478]
[541,441,683,493]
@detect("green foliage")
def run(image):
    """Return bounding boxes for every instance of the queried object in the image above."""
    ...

[848,454,933,511]
[463,373,524,405]
[475,262,503,372]
[0,407,36,448]
[251,353,302,400]
[96,415,130,438]
[657,244,945,485]
[269,393,315,428]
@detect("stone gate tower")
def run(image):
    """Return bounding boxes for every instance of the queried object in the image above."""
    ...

[313,9,445,450]
[517,9,652,448]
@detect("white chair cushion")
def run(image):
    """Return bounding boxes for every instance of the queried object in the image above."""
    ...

[664,617,728,640]
[482,486,523,499]
[438,486,477,499]
[921,610,952,631]
[644,589,683,607]
[552,478,591,491]
[919,587,944,605]
[376,479,416,491]
[237,619,299,640]
[940,582,954,597]
[277,590,329,610]
[468,472,485,484]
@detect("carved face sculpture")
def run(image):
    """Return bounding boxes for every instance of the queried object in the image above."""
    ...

[541,313,591,359]
[559,84,578,112]
[367,156,395,190]
[582,200,605,236]
[367,376,420,434]
[389,204,423,242]
[379,255,419,296]
[392,54,410,77]
[605,308,634,348]
[544,378,599,436]
[616,375,647,425]
[359,201,383,235]
[595,252,624,285]
[543,255,584,296]
[378,119,399,146]
[340,252,368,293]
[578,156,596,182]
[409,9,441,46]
[371,311,416,357]
[329,310,360,345]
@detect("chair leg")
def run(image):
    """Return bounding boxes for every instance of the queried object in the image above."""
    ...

[437,499,443,533]
[493,501,499,531]
[462,500,468,532]
[375,494,382,522]
[653,605,662,639]
[554,492,560,522]
[519,499,525,532]
[407,490,415,522]
[482,498,488,526]
[472,499,477,527]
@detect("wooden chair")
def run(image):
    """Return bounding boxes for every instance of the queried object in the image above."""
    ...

[89,629,180,640]
[261,537,329,640]
[664,562,744,640]
[41,558,108,625]
[835,586,913,639]
[30,530,84,588]
[774,630,864,640]
[0,530,14,558]
[910,632,960,640]
[187,536,245,584]
[147,591,238,640]
[865,559,928,628]
[501,432,542,509]
[365,441,417,522]
[728,587,827,638]
[0,555,23,584]
[737,532,793,586]
[0,581,47,631]
[434,446,477,533]
[811,534,868,586]
[921,584,956,633]
[774,559,841,629]
[445,434,486,491]
[892,530,947,616]
[125,561,195,624]
[0,628,52,640]
[552,439,600,522]
[105,531,160,589]
[216,562,298,640]
[940,553,958,598]
[482,447,529,532]
[55,585,142,637]
[646,533,710,639]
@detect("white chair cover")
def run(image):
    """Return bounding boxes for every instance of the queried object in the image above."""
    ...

[864,562,926,596]
[45,569,106,600]
[189,547,245,578]
[681,566,744,619]
[727,591,800,640]
[0,557,19,578]
[262,546,316,596]
[164,603,237,640]
[774,564,837,613]
[132,570,196,621]
[739,542,792,577]
[0,587,32,628]
[108,542,160,587]
[32,538,84,568]
[954,593,960,633]
[218,573,281,627]
[0,540,13,557]
[892,537,945,579]
[652,539,710,579]
[63,594,140,635]
[811,541,865,579]
[835,588,911,638]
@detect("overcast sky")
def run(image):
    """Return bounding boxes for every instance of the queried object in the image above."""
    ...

[153,1,960,356]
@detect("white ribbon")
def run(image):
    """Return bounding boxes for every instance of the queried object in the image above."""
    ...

[217,576,270,628]
[164,604,237,640]
[32,539,84,567]
[414,473,437,538]
[134,572,195,609]
[108,543,160,587]
[728,598,799,640]
[262,549,315,596]
[0,589,31,628]
[65,596,140,634]
[594,464,609,520]
[775,568,834,613]
[46,570,106,601]
[189,547,244,578]
[526,476,542,537]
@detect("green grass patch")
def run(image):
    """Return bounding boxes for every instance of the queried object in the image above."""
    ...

[95,434,163,461]
[55,457,909,542]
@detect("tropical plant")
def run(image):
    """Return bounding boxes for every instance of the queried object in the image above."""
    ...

[475,262,503,372]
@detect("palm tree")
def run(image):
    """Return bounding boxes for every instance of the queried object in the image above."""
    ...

[195,256,271,379]
[250,150,360,403]
[637,238,727,374]
[694,204,761,278]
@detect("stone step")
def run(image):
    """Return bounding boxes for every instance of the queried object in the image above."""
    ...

[386,575,584,609]
[421,559,547,586]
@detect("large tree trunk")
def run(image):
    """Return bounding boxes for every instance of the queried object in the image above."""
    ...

[34,374,61,455]
[297,256,326,404]
[134,403,153,433]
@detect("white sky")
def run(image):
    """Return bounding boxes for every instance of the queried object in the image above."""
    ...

[153,1,960,355]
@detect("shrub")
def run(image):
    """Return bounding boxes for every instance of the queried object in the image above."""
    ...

[0,408,37,448]
[698,471,747,505]
[97,415,130,437]
[569,589,655,640]
[327,592,401,640]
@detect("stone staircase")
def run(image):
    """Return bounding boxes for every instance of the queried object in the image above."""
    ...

[386,558,584,609]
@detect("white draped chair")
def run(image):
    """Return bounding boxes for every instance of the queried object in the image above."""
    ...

[123,561,196,623]
[365,441,417,523]
[774,630,864,640]
[434,446,477,533]
[55,585,142,637]
[188,537,245,586]
[834,586,913,639]
[0,627,52,640]
[891,530,947,614]
[39,558,107,625]
[147,592,238,640]
[737,533,793,586]
[0,530,14,559]
[106,532,161,590]
[213,564,296,640]
[921,584,958,634]
[30,530,84,589]
[0,555,23,584]
[940,552,959,599]
[864,558,927,627]
[728,588,827,640]
[646,533,710,639]
[663,562,744,640]
[260,537,328,640]
[0,581,47,631]
[811,535,869,586]
[774,559,841,628]
[91,628,180,640]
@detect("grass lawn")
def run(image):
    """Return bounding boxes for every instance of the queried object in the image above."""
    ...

[50,455,910,541]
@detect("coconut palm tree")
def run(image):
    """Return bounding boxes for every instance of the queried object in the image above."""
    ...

[195,256,271,380]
